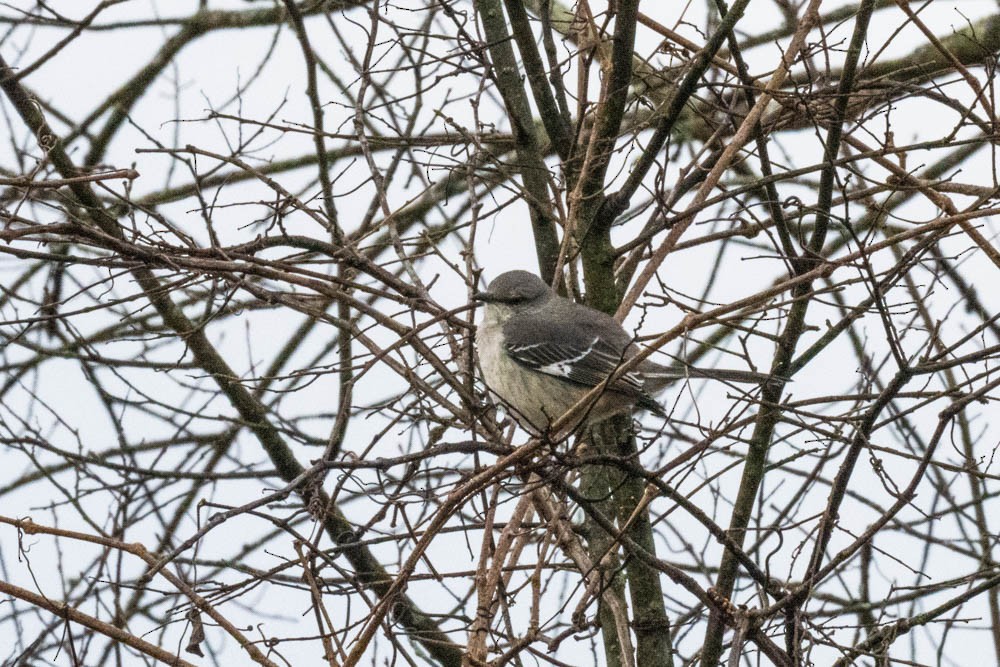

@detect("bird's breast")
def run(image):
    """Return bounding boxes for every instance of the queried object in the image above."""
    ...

[476,319,621,431]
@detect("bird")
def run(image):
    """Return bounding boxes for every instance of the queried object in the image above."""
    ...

[474,270,775,432]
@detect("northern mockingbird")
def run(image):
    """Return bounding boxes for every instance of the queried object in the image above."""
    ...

[474,270,773,432]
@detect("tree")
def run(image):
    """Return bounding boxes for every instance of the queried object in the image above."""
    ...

[1,1,999,665]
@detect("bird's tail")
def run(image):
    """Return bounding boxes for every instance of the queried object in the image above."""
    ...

[643,365,783,392]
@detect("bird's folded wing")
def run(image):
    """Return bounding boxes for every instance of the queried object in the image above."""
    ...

[502,318,645,397]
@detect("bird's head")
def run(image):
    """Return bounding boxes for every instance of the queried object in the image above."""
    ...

[473,271,552,312]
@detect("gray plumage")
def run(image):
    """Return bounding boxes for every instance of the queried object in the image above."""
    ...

[474,270,773,431]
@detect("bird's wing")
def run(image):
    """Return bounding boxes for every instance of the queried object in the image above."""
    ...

[501,308,646,397]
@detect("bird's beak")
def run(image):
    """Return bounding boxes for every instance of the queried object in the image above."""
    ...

[473,290,495,303]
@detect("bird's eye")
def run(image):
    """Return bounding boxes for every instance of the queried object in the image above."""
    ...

[509,291,534,304]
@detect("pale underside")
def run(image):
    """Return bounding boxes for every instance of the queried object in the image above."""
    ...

[476,311,633,432]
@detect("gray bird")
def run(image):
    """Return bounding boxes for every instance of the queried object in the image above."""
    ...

[474,270,773,432]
